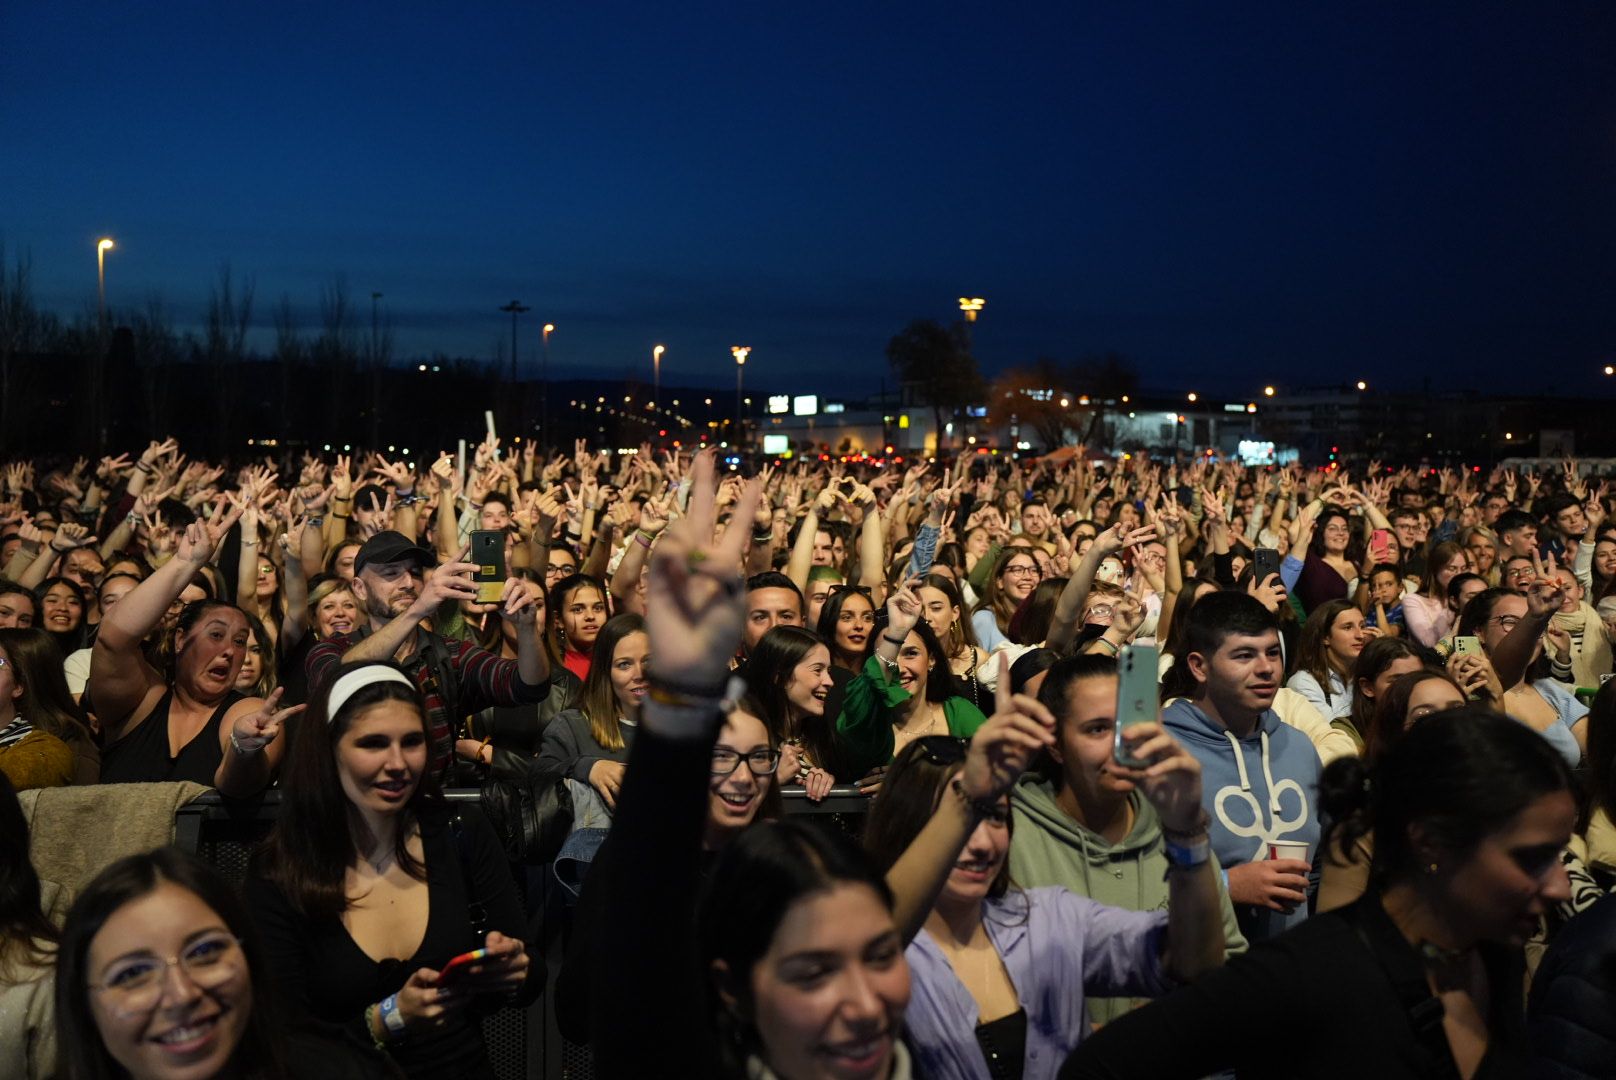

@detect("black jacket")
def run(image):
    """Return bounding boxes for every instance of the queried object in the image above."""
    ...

[1529,892,1616,1079]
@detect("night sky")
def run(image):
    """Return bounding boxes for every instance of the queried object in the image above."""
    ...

[5,3,1616,399]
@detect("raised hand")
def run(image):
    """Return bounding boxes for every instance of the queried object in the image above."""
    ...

[957,654,1057,803]
[229,687,305,755]
[48,522,98,553]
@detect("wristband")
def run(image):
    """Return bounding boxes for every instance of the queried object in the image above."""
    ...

[229,732,264,757]
[1093,637,1120,655]
[948,779,1001,821]
[634,530,655,549]
[378,993,406,1037]
[306,515,325,526]
[1163,836,1212,870]
[364,1003,388,1050]
[135,462,154,474]
[333,512,351,520]
[881,632,909,646]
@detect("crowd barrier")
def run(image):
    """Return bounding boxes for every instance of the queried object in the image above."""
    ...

[171,785,871,1080]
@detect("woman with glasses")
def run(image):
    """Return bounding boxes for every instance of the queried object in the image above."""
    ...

[1456,588,1586,767]
[246,661,535,1079]
[56,847,394,1080]
[972,549,1042,653]
[863,662,1225,1079]
[816,582,879,672]
[1293,506,1361,615]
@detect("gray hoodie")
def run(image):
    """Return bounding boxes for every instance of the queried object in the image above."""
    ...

[1010,776,1247,1027]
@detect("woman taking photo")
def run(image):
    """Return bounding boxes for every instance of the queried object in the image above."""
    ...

[534,613,646,811]
[863,676,1225,1080]
[1456,588,1586,767]
[0,628,99,788]
[56,847,394,1080]
[1287,600,1373,725]
[247,660,536,1080]
[90,518,296,796]
[1063,707,1575,1078]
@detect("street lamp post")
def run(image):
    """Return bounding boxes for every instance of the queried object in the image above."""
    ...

[541,323,554,449]
[96,238,116,334]
[498,300,530,433]
[732,346,751,446]
[369,292,384,448]
[653,345,666,413]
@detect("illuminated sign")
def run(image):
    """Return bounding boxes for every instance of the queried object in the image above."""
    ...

[763,434,790,455]
[767,395,791,415]
[792,395,819,416]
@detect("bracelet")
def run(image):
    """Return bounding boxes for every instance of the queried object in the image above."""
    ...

[1093,637,1120,654]
[648,673,743,708]
[333,512,351,520]
[135,462,154,474]
[1161,809,1211,843]
[241,539,258,547]
[881,632,908,646]
[634,530,654,549]
[948,779,1001,821]
[1163,836,1212,870]
[378,993,406,1037]
[364,1003,388,1050]
[306,515,325,526]
[229,732,264,757]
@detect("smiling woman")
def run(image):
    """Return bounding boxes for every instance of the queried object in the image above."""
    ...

[247,662,539,1080]
[56,847,394,1080]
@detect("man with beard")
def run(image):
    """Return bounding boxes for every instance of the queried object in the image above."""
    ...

[306,531,551,781]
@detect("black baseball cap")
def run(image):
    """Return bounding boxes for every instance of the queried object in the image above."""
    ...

[354,531,435,575]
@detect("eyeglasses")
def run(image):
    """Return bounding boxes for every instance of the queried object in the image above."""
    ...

[1002,564,1041,578]
[828,584,872,598]
[89,933,244,1018]
[914,735,970,765]
[1490,615,1522,631]
[545,564,577,577]
[710,747,782,776]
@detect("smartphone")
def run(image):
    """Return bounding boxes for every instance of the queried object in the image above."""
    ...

[1453,635,1481,657]
[1113,643,1160,769]
[1369,529,1393,564]
[1253,547,1281,585]
[470,529,507,605]
[435,947,491,987]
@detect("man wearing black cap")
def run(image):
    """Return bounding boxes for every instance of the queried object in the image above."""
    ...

[306,530,551,781]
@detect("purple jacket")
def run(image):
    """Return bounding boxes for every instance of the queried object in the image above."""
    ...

[903,887,1171,1080]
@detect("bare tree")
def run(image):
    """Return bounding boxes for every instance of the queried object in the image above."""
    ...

[272,295,303,441]
[131,299,179,436]
[0,245,51,450]
[204,264,255,454]
[313,276,357,434]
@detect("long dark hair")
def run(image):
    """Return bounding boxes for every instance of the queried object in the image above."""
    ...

[1320,706,1572,889]
[814,585,877,667]
[1584,679,1616,832]
[897,618,964,705]
[922,573,978,659]
[1457,587,1548,681]
[36,574,89,653]
[1007,577,1066,646]
[1346,635,1426,744]
[1294,600,1358,703]
[0,770,56,973]
[864,737,1014,902]
[0,627,99,785]
[161,598,245,683]
[256,661,443,920]
[547,572,608,658]
[56,847,289,1080]
[744,625,842,776]
[697,819,893,1075]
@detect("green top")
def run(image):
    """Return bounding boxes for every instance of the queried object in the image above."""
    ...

[1329,717,1367,754]
[835,655,988,777]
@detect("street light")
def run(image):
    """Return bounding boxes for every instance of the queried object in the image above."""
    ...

[1263,385,1276,397]
[958,297,985,322]
[653,345,666,412]
[732,346,751,446]
[1187,392,1198,403]
[96,237,115,331]
[1355,380,1367,391]
[1604,364,1613,376]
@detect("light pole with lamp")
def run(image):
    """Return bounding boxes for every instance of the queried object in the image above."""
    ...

[541,323,554,449]
[731,346,751,447]
[653,344,665,413]
[96,238,116,333]
[498,300,529,433]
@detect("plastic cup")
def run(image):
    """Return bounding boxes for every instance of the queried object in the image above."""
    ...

[1267,839,1311,864]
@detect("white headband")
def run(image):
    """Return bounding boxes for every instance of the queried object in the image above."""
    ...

[327,666,416,722]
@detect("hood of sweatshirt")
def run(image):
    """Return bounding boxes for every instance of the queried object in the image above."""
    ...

[1162,697,1323,942]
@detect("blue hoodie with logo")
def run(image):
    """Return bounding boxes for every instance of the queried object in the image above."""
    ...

[1162,697,1322,943]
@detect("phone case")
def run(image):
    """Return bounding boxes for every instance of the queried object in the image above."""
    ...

[1113,643,1160,769]
[470,530,506,604]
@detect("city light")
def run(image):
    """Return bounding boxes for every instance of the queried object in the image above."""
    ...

[958,297,986,322]
[1605,365,1614,376]
[1356,380,1367,391]
[1187,392,1198,403]
[1263,385,1275,397]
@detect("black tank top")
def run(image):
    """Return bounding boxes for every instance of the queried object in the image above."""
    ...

[100,688,244,787]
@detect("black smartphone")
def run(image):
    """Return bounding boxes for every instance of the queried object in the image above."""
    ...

[1253,547,1281,585]
[470,529,507,605]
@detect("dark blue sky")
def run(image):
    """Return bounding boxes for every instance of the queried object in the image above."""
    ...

[5,2,1615,398]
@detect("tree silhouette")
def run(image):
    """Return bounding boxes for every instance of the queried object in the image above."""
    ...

[204,264,255,455]
[885,319,983,452]
[1070,351,1138,446]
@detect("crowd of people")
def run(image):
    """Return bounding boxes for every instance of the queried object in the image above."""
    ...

[1,433,1614,1078]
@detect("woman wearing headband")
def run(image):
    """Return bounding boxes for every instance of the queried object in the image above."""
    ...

[246,661,537,1079]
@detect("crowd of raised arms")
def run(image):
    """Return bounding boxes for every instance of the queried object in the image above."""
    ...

[3,434,1616,1079]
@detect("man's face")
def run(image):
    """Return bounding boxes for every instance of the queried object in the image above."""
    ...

[1555,504,1588,538]
[1190,630,1282,720]
[353,560,425,621]
[481,502,511,531]
[1392,515,1422,552]
[1483,497,1509,525]
[1502,524,1538,558]
[1020,504,1050,539]
[745,587,803,652]
[812,530,834,567]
